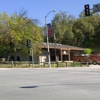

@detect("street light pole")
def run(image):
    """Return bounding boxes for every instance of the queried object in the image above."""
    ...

[45,10,56,68]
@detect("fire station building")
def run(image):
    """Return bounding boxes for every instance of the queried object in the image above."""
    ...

[39,43,84,62]
[0,43,85,63]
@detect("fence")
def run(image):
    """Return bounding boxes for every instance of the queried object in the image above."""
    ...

[0,61,89,68]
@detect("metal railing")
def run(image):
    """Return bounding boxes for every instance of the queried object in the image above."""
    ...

[0,61,89,68]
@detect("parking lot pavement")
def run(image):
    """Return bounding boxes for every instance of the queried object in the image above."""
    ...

[89,64,100,68]
[0,67,100,100]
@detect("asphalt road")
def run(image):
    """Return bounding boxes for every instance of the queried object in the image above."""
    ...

[0,66,100,100]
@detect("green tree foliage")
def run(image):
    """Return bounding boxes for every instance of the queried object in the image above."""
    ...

[83,48,92,54]
[51,11,75,44]
[72,17,95,47]
[89,14,100,53]
[49,10,100,53]
[0,12,43,60]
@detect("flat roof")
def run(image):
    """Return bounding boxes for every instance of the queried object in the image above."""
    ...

[40,43,85,51]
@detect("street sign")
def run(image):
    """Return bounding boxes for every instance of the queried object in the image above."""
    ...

[93,3,100,13]
[47,23,52,37]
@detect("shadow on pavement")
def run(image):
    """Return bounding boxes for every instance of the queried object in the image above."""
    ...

[20,86,38,88]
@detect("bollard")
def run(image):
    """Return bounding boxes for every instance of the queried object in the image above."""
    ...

[26,61,28,68]
[57,62,59,67]
[73,62,74,67]
[87,62,89,67]
[12,61,14,68]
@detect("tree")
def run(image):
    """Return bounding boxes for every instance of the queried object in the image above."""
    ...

[83,48,92,54]
[72,16,95,47]
[51,11,75,45]
[0,12,43,60]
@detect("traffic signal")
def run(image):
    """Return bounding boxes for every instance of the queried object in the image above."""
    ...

[84,4,90,16]
[27,39,31,48]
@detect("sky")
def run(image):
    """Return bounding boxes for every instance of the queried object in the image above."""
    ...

[0,0,100,26]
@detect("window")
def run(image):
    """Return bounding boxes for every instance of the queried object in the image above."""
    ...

[11,56,15,61]
[29,56,32,61]
[17,56,20,61]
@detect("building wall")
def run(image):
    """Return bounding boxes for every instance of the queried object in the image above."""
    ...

[0,49,84,62]
[0,52,29,61]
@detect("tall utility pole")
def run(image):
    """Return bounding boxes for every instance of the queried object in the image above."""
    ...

[45,10,56,68]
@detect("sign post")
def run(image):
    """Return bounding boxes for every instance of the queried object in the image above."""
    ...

[31,48,34,68]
